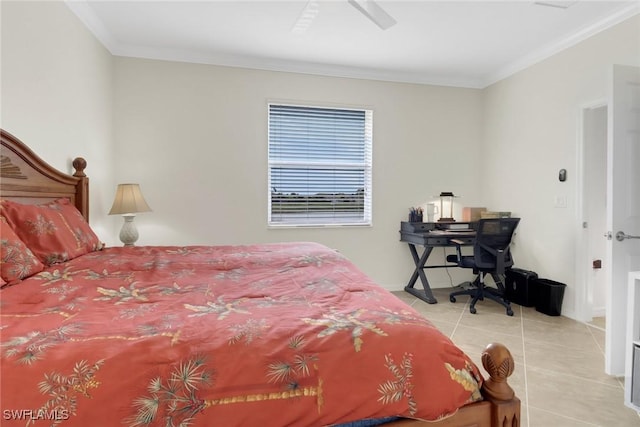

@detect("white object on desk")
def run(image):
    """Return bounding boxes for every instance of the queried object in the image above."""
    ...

[426,203,438,222]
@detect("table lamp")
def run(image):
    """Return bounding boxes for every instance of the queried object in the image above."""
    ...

[108,183,152,246]
[437,191,456,222]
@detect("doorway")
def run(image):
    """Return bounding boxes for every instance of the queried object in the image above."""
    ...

[577,103,608,324]
[577,65,640,377]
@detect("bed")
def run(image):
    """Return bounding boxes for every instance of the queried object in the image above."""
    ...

[0,129,520,427]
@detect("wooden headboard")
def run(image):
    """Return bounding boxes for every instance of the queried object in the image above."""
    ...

[0,129,89,221]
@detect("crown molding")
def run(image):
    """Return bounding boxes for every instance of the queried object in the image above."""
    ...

[65,0,119,51]
[112,43,486,89]
[482,2,640,88]
[66,1,639,90]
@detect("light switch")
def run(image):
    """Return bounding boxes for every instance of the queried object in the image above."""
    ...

[554,195,567,208]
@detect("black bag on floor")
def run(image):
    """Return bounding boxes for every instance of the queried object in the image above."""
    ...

[504,268,538,307]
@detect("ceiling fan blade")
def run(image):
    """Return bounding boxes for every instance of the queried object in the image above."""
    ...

[292,0,320,34]
[348,0,396,30]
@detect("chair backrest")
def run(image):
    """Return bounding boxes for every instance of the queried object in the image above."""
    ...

[473,218,520,273]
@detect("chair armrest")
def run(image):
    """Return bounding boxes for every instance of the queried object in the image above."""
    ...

[495,249,506,275]
[449,239,465,262]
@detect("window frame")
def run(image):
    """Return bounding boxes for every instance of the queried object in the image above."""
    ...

[267,102,373,228]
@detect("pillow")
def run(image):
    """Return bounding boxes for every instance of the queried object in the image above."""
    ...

[1,198,102,265]
[1,215,45,284]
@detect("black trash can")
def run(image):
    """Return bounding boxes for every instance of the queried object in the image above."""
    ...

[504,268,538,307]
[534,279,566,316]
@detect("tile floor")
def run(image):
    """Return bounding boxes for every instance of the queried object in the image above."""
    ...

[392,288,640,427]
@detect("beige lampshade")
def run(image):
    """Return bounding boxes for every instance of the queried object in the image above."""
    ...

[108,184,152,215]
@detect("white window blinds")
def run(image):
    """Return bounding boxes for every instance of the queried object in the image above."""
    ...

[268,103,373,226]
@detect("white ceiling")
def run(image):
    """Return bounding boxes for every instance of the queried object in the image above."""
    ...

[67,0,640,88]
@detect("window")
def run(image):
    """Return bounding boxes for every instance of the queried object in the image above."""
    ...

[268,103,373,226]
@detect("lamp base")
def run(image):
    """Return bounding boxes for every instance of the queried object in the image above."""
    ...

[119,215,139,246]
[437,217,456,223]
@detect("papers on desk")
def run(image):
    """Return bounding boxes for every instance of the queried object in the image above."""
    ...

[429,229,475,235]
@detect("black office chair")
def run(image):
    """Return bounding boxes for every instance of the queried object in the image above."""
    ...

[448,218,520,316]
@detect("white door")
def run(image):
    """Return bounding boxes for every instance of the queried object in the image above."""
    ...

[605,65,640,376]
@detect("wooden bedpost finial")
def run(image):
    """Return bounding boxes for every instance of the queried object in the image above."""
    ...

[72,157,87,177]
[481,342,515,401]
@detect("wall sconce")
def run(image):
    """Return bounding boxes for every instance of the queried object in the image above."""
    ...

[108,183,152,246]
[437,191,457,222]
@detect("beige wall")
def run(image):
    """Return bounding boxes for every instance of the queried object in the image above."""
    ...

[0,1,114,239]
[1,0,484,289]
[3,1,640,318]
[482,15,640,318]
[113,58,484,287]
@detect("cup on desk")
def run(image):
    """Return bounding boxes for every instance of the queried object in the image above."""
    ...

[426,203,439,222]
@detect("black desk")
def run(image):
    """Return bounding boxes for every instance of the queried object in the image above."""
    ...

[399,222,475,304]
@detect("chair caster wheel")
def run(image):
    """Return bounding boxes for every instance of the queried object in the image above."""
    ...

[470,307,477,314]
[450,296,456,303]
[507,309,514,316]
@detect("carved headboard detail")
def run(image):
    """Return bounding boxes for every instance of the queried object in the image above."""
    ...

[0,129,89,221]
[1,155,28,180]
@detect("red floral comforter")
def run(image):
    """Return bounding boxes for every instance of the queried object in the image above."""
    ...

[0,242,482,426]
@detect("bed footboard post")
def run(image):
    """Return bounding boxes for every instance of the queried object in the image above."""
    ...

[481,342,521,427]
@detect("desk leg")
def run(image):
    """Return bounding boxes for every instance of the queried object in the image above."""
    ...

[404,244,438,304]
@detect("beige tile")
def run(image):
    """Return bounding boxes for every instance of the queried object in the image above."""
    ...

[456,307,523,337]
[587,324,606,353]
[456,295,518,315]
[522,316,597,351]
[409,298,468,325]
[524,339,617,387]
[522,307,585,328]
[452,323,525,358]
[526,365,640,426]
[411,304,466,325]
[394,291,640,427]
[527,406,606,427]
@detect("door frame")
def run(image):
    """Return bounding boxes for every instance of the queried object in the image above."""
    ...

[575,99,607,323]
